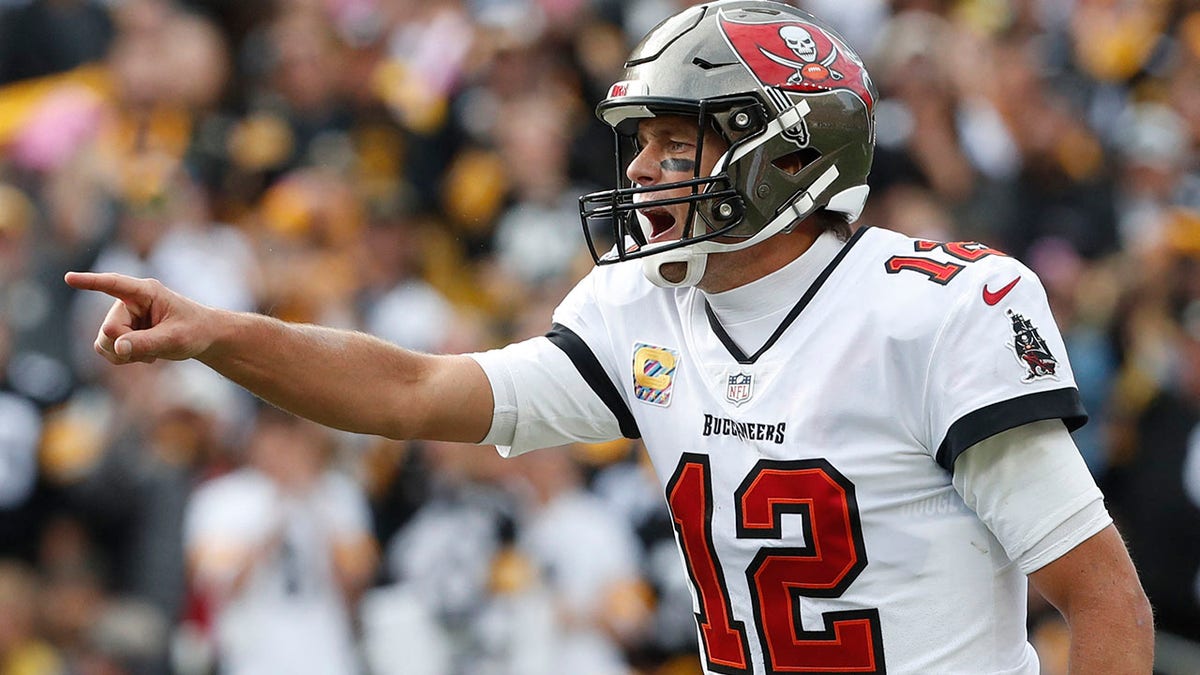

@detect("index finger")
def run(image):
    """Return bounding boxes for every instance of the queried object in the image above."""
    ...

[64,272,150,302]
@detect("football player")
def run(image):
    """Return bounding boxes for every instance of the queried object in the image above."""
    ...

[69,1,1152,672]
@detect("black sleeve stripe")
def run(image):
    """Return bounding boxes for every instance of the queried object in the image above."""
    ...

[545,323,641,440]
[936,387,1088,472]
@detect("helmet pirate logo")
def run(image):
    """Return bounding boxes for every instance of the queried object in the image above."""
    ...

[719,13,874,108]
[777,26,841,84]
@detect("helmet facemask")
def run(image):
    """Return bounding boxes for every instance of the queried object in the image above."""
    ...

[578,98,764,286]
[577,0,877,288]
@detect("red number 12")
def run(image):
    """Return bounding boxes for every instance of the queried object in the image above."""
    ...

[667,454,885,674]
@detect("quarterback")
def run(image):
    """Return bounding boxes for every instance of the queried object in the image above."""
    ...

[68,1,1152,673]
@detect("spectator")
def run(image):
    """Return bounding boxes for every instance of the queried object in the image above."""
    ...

[0,0,114,85]
[0,559,63,675]
[183,407,378,675]
[3,0,1198,670]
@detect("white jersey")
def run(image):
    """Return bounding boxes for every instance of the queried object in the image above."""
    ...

[472,226,1106,674]
[184,469,373,675]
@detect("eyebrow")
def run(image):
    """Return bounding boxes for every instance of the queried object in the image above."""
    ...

[637,126,695,146]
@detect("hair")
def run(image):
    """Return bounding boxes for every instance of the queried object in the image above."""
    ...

[812,208,853,241]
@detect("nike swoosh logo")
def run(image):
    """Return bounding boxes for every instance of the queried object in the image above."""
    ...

[983,277,1021,305]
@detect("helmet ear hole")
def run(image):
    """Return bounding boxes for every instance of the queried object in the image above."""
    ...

[728,105,764,133]
[772,148,822,176]
[710,197,744,224]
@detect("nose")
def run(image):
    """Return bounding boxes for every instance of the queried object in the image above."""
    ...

[626,145,661,187]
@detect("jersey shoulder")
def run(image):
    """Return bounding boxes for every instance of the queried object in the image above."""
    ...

[852,226,1042,319]
[858,226,1034,282]
[552,258,675,333]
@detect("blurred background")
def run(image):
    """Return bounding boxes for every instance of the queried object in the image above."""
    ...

[1,0,1199,673]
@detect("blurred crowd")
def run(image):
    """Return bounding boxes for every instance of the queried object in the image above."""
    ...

[2,0,1200,673]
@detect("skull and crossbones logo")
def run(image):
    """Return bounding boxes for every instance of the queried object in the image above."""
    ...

[761,24,844,85]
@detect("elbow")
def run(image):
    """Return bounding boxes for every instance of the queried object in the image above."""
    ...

[1113,570,1155,641]
[1094,577,1155,662]
[372,415,423,441]
[370,353,494,443]
[1097,575,1155,641]
[1130,584,1155,640]
[1127,585,1156,669]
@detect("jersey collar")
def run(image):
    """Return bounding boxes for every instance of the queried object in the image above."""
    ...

[703,228,847,324]
[702,226,868,364]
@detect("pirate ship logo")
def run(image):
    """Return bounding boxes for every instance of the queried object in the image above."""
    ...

[1007,310,1058,381]
[718,12,874,108]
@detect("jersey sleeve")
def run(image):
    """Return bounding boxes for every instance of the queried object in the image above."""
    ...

[469,336,628,456]
[923,258,1087,471]
[468,270,639,457]
[952,419,1110,574]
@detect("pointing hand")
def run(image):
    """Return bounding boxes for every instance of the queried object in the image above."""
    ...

[64,272,215,365]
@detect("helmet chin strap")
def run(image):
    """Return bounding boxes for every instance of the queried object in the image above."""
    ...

[634,211,710,288]
[642,246,708,288]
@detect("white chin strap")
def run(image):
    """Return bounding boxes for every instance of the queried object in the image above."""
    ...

[634,212,709,288]
[642,245,709,288]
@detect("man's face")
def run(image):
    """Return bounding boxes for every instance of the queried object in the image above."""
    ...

[626,115,729,246]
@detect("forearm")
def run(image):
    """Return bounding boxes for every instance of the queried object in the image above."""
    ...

[1030,526,1155,674]
[197,309,491,441]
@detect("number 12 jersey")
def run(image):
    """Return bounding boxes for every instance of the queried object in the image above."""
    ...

[471,226,1109,674]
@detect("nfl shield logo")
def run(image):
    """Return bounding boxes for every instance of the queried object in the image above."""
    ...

[726,373,753,406]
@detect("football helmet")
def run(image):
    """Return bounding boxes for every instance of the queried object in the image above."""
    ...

[578,0,877,287]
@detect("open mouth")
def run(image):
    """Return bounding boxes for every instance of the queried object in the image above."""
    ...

[638,208,677,243]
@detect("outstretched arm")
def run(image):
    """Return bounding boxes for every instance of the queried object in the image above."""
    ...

[1029,524,1154,673]
[65,272,494,442]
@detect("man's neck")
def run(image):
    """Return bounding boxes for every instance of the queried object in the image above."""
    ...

[697,222,822,293]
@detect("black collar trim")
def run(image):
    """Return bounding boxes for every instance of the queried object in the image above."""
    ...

[705,226,869,364]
